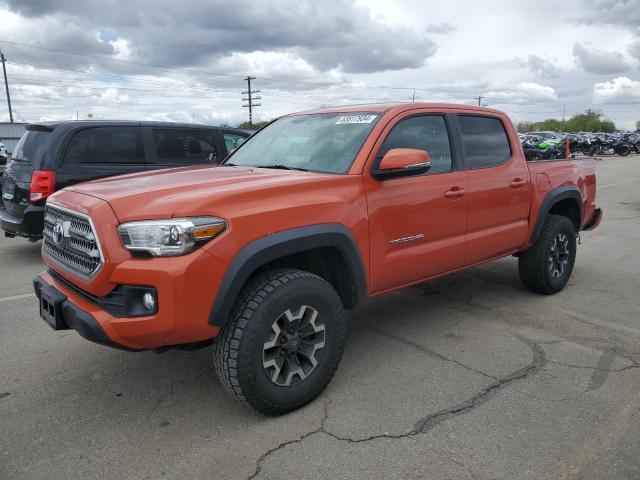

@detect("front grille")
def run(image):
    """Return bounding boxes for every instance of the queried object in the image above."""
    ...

[42,204,103,280]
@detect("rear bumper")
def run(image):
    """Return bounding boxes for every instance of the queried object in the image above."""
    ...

[0,202,44,238]
[583,207,603,231]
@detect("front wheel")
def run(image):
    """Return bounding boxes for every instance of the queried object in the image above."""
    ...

[213,268,346,415]
[518,215,577,294]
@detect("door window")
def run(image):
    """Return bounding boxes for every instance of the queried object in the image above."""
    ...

[64,127,144,164]
[378,115,452,173]
[458,115,511,169]
[152,129,218,164]
[222,132,247,153]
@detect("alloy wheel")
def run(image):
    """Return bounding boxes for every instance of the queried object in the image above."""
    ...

[262,305,326,387]
[548,233,570,278]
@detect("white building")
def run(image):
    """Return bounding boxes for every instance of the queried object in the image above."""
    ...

[0,122,27,154]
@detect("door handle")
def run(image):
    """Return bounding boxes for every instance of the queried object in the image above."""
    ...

[444,187,466,199]
[509,178,526,188]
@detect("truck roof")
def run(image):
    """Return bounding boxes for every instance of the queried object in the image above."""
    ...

[24,120,246,133]
[293,102,508,117]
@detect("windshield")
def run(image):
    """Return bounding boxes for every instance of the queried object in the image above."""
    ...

[11,131,51,164]
[226,112,381,174]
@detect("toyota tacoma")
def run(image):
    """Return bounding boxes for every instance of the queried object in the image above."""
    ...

[33,103,602,415]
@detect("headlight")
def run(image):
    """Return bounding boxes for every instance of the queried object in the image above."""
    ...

[118,217,226,257]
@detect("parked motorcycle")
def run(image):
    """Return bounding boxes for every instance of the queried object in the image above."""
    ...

[521,135,565,160]
[589,133,631,156]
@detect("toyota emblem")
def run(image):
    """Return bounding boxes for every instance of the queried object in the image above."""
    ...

[52,222,64,246]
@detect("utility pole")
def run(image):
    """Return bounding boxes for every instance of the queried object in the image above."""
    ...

[562,104,566,132]
[0,45,14,123]
[242,76,261,126]
[411,89,416,103]
[474,95,485,107]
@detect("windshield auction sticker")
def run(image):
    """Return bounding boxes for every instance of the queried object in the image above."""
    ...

[335,114,378,125]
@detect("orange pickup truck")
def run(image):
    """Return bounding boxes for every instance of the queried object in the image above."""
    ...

[33,103,602,414]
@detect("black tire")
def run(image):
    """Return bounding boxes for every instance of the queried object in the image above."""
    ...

[213,268,346,415]
[616,145,630,156]
[518,215,577,294]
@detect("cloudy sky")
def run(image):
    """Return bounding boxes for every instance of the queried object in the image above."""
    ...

[0,0,639,129]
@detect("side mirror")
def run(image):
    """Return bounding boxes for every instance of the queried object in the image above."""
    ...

[372,148,431,180]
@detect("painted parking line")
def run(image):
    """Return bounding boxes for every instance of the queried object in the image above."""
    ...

[0,293,36,303]
[598,177,640,190]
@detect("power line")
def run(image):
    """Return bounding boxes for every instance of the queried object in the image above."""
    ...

[3,49,588,119]
[0,38,239,78]
[0,39,468,94]
[10,65,398,104]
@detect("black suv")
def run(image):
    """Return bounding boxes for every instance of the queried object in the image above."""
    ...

[0,121,249,239]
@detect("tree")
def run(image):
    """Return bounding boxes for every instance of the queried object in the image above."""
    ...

[636,120,640,132]
[518,110,616,133]
[516,121,536,133]
[236,120,271,130]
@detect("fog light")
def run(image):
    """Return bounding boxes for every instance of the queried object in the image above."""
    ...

[142,292,156,311]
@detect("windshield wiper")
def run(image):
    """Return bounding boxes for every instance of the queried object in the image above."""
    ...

[257,164,310,172]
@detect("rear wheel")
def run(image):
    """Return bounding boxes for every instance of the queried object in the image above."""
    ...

[213,268,346,415]
[519,215,577,294]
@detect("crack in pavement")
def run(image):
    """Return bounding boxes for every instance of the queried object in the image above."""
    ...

[548,360,640,373]
[248,400,332,480]
[367,326,500,381]
[247,337,546,479]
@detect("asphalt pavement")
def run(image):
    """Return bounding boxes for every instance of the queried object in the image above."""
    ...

[1,155,640,479]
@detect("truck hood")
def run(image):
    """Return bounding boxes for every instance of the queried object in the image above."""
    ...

[62,165,335,221]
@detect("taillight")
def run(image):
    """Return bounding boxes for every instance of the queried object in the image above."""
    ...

[30,170,56,203]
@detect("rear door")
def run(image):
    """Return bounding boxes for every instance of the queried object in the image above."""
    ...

[148,128,221,169]
[57,126,146,190]
[456,114,531,264]
[363,112,468,293]
[1,129,51,218]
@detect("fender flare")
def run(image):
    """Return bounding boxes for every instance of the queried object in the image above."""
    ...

[208,223,367,327]
[530,185,582,244]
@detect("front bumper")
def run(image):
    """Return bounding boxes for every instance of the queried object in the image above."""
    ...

[0,202,44,238]
[34,247,225,350]
[33,276,135,351]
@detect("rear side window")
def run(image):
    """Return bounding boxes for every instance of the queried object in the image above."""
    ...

[64,127,144,164]
[458,115,511,169]
[152,129,218,165]
[11,131,50,164]
[222,132,247,153]
[378,115,452,174]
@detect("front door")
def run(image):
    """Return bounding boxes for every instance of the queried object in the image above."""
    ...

[363,113,468,294]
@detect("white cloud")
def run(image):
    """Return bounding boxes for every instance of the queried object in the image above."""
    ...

[593,76,640,104]
[487,82,558,104]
